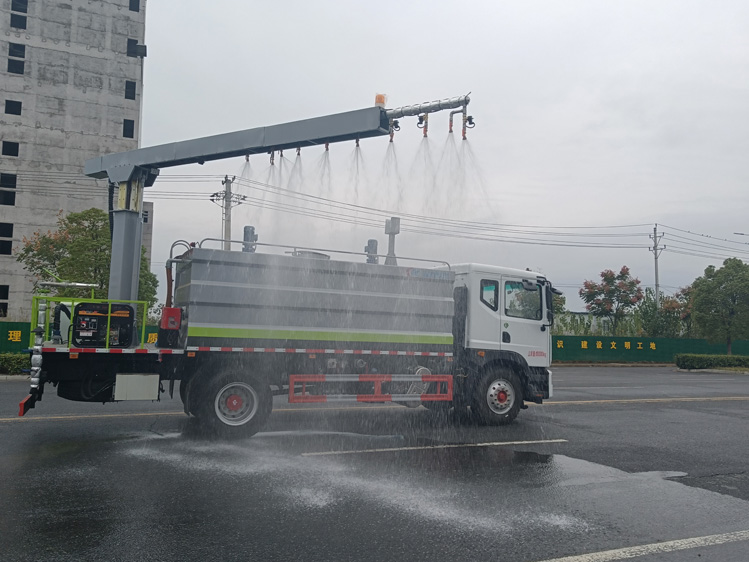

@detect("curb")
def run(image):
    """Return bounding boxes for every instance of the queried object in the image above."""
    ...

[0,375,29,381]
[676,368,749,375]
[552,363,675,368]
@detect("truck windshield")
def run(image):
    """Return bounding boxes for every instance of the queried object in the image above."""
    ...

[505,281,542,320]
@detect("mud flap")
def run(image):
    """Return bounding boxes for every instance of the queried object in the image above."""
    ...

[19,394,36,417]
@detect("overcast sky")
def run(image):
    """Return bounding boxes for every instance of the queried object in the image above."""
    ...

[139,0,749,310]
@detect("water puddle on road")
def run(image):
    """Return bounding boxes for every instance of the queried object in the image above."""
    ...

[117,429,749,546]
[122,430,591,535]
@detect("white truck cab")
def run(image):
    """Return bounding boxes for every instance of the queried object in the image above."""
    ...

[453,264,552,367]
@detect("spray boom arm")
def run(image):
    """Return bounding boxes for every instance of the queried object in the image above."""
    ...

[84,94,473,303]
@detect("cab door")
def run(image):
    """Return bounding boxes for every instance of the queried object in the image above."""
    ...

[465,276,503,350]
[500,277,549,365]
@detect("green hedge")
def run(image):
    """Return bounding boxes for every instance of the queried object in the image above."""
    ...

[0,353,29,375]
[674,354,749,370]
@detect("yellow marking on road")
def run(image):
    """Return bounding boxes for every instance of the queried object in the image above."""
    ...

[535,396,749,406]
[536,529,749,562]
[302,438,568,457]
[0,405,401,423]
[3,396,747,423]
[1,411,185,423]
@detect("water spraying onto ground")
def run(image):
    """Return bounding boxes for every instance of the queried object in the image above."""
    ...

[288,153,304,192]
[461,139,497,218]
[315,151,333,199]
[381,142,404,209]
[434,134,466,214]
[237,158,252,183]
[348,146,367,201]
[231,130,495,251]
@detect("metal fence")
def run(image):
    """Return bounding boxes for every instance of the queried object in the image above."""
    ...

[552,336,749,363]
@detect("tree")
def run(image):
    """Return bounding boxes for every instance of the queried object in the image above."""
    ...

[637,288,684,338]
[691,258,749,354]
[552,293,566,316]
[579,266,644,336]
[675,286,696,338]
[16,208,158,310]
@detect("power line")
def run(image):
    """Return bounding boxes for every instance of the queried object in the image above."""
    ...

[661,223,749,246]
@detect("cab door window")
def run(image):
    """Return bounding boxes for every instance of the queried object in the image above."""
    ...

[480,279,499,311]
[505,281,542,320]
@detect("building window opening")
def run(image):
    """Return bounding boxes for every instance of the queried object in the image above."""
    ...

[0,191,15,206]
[125,80,136,100]
[0,241,12,255]
[7,59,25,74]
[4,100,22,115]
[1,142,20,157]
[11,0,28,13]
[0,174,17,189]
[0,223,13,238]
[8,43,26,59]
[0,174,16,207]
[10,13,27,29]
[0,283,8,317]
[123,119,135,138]
[129,0,140,12]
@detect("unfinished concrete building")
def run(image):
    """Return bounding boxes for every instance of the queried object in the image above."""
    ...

[0,0,147,319]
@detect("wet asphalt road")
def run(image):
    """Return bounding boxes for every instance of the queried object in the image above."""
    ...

[1,366,749,562]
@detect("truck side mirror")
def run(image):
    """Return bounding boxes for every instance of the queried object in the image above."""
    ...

[545,285,555,327]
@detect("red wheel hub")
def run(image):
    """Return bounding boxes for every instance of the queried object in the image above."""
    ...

[498,391,508,404]
[226,394,243,411]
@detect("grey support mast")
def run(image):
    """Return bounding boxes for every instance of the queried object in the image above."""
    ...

[84,96,472,302]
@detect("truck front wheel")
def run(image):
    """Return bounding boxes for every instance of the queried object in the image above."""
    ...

[471,369,522,425]
[194,373,273,438]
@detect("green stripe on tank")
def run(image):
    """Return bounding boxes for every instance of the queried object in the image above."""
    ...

[187,326,453,345]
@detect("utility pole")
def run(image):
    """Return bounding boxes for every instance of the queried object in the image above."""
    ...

[649,224,665,309]
[222,175,233,250]
[210,176,246,251]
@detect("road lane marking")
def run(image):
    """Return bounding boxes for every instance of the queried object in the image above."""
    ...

[3,396,748,423]
[302,438,568,457]
[536,529,749,562]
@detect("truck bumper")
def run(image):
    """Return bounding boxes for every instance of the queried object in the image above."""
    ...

[526,367,552,403]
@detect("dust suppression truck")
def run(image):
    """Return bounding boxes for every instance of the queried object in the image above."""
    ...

[19,96,556,436]
[20,240,556,437]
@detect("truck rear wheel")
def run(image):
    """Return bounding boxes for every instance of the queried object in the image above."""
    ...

[194,373,273,438]
[471,369,522,425]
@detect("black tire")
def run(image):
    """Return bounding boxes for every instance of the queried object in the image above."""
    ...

[471,369,522,425]
[193,373,273,438]
[179,379,189,410]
